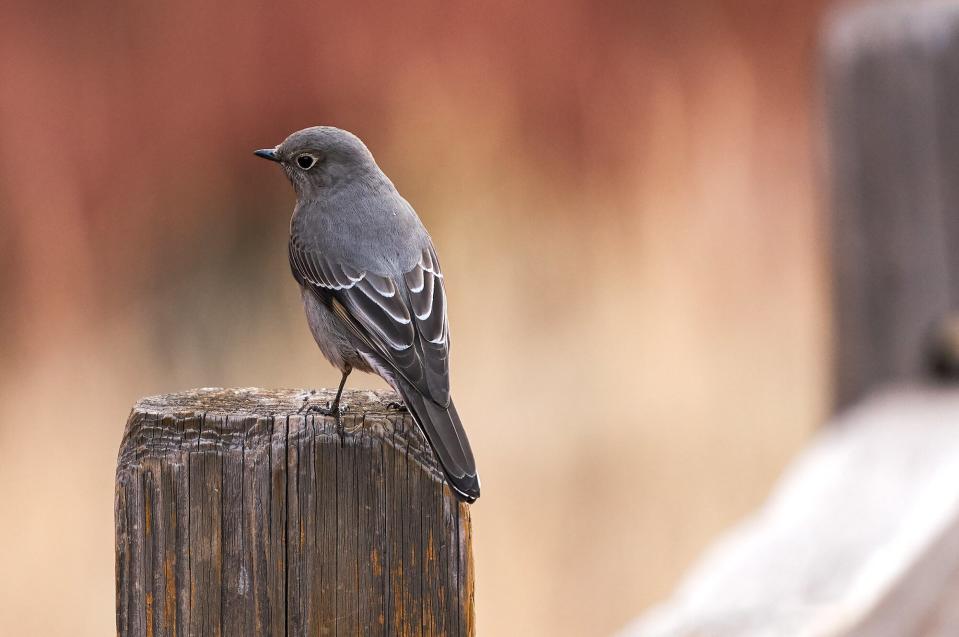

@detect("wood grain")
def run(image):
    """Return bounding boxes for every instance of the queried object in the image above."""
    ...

[115,387,474,637]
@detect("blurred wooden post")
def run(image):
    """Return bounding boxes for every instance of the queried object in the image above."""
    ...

[826,0,959,409]
[115,387,474,637]
[621,2,959,635]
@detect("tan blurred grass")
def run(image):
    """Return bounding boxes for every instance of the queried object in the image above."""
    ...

[0,2,830,635]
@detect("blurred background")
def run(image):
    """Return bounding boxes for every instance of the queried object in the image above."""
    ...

[0,2,833,635]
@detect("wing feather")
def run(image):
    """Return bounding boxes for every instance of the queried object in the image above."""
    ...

[290,239,451,405]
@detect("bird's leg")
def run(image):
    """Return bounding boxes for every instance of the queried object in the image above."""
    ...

[329,368,351,441]
[329,367,351,415]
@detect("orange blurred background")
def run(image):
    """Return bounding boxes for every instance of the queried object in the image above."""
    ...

[0,2,833,635]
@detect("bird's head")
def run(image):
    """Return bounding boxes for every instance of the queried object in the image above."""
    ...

[255,126,379,198]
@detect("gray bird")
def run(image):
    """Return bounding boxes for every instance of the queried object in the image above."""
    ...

[255,126,480,502]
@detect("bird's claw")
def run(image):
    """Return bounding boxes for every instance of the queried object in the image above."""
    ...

[297,402,330,415]
[327,399,349,415]
[295,391,349,416]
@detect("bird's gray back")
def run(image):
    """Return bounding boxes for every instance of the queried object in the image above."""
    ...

[291,174,430,276]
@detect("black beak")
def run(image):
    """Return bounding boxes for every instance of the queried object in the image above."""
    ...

[254,148,279,162]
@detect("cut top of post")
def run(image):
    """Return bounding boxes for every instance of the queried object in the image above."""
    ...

[119,387,445,483]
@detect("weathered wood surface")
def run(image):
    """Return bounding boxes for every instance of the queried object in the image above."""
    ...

[826,0,959,409]
[620,386,959,637]
[115,387,474,637]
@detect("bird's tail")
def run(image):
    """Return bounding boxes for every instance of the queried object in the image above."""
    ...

[398,384,480,502]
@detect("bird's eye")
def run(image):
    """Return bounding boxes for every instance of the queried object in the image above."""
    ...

[296,154,317,170]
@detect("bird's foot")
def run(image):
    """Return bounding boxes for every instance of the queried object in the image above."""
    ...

[327,398,350,415]
[385,400,405,411]
[297,401,347,417]
[299,403,332,415]
[320,402,347,439]
[295,390,318,414]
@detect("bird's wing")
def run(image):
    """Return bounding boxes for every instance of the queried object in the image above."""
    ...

[289,237,451,406]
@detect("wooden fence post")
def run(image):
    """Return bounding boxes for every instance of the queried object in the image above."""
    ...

[115,387,475,637]
[620,2,959,635]
[825,0,959,409]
